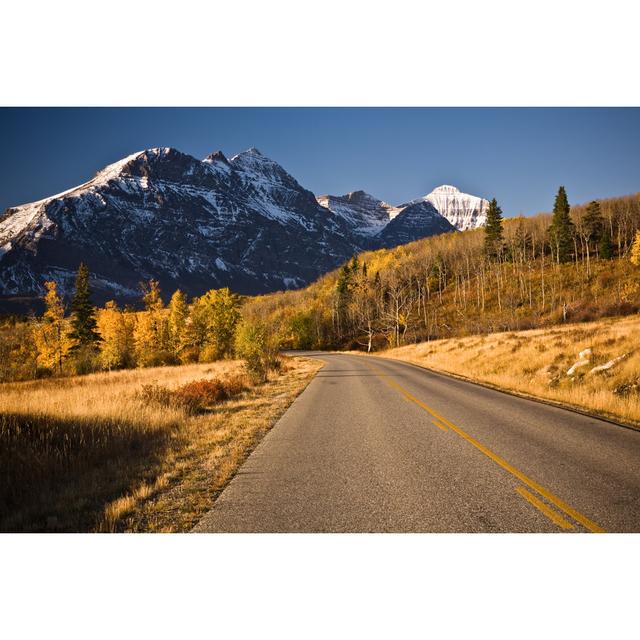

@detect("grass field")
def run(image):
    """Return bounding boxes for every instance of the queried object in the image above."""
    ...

[380,315,640,428]
[0,356,321,532]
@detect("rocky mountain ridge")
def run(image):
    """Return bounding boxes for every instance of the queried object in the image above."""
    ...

[0,147,487,310]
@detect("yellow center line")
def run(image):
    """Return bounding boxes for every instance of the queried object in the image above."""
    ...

[431,420,449,432]
[515,485,574,530]
[366,361,606,533]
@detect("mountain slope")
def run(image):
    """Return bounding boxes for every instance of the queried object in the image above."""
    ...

[0,147,360,305]
[316,191,401,238]
[376,200,456,248]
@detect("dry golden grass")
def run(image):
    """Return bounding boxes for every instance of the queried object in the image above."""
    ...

[380,315,640,427]
[0,356,321,532]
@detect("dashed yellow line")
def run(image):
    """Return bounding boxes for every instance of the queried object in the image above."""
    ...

[515,486,574,530]
[366,361,606,533]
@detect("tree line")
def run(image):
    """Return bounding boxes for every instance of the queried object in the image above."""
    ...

[0,267,280,383]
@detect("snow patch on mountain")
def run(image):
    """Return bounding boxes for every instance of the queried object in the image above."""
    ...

[421,185,488,231]
[317,190,396,237]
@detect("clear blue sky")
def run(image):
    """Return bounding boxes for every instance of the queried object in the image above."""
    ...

[1,108,638,216]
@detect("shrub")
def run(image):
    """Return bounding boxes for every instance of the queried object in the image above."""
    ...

[138,375,249,415]
[173,379,229,414]
[224,372,250,396]
[138,383,175,408]
[235,320,281,383]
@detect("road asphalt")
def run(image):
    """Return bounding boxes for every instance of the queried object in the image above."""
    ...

[193,352,640,532]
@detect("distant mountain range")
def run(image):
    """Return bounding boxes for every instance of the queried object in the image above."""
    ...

[0,147,488,310]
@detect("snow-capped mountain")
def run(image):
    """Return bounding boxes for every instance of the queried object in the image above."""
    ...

[420,184,488,231]
[376,200,455,248]
[316,191,401,237]
[0,143,487,310]
[0,147,359,307]
[319,184,487,246]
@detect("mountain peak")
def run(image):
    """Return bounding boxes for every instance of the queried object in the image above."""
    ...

[230,147,275,166]
[203,150,230,165]
[345,190,378,202]
[430,185,461,195]
[231,147,264,160]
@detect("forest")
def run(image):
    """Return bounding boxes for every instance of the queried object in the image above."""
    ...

[1,187,639,384]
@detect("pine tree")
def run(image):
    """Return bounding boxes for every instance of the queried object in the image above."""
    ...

[599,226,614,260]
[68,263,101,351]
[548,186,575,263]
[630,230,640,266]
[335,260,355,337]
[483,198,504,259]
[336,261,354,306]
[583,200,603,244]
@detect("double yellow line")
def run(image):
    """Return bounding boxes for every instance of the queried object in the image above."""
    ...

[366,362,606,533]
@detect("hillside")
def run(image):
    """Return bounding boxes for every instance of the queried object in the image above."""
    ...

[242,192,640,350]
[381,315,640,428]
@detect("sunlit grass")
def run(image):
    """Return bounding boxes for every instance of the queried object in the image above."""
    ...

[381,315,640,426]
[0,357,322,532]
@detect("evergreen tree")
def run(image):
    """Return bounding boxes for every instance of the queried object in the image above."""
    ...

[599,226,614,260]
[548,186,575,263]
[68,263,101,350]
[483,198,504,259]
[583,200,603,244]
[335,260,356,338]
[336,261,354,307]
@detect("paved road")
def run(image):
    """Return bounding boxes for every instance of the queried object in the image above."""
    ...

[194,352,640,532]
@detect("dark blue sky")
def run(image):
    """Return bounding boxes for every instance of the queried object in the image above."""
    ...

[1,108,638,216]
